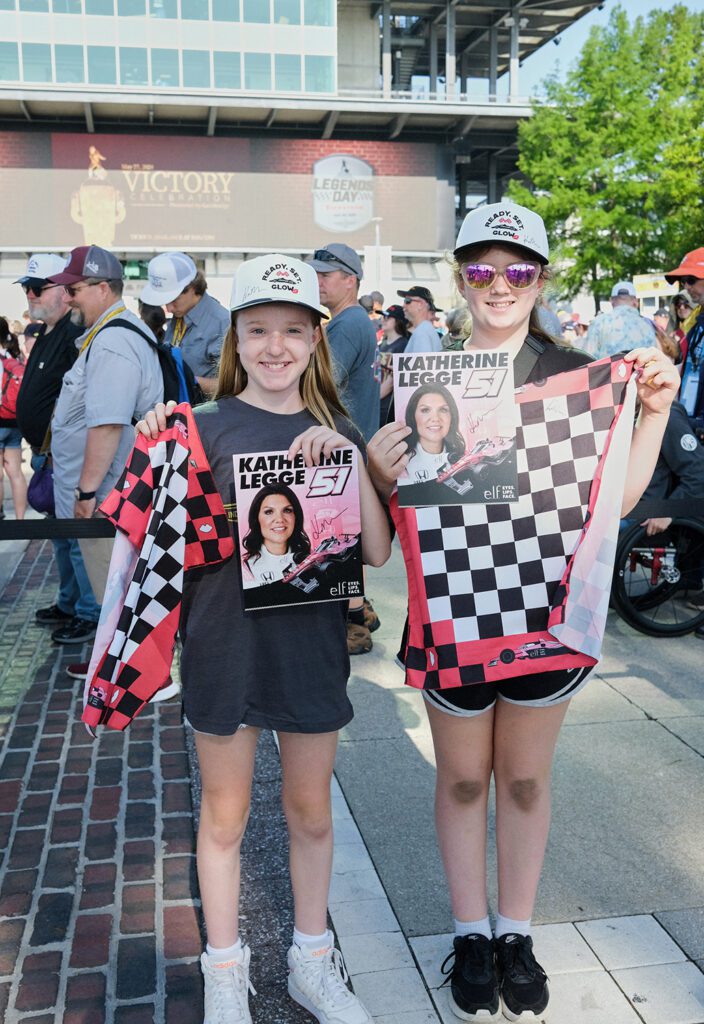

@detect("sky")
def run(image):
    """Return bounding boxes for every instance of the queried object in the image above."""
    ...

[514,0,704,97]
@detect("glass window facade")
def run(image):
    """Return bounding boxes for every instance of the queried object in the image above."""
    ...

[55,43,84,81]
[212,0,237,18]
[182,49,210,88]
[0,0,16,9]
[149,0,176,15]
[118,0,145,12]
[273,0,297,23]
[87,45,117,83]
[243,0,267,22]
[213,50,240,88]
[120,46,148,84]
[22,43,52,81]
[0,43,19,80]
[19,0,49,11]
[52,0,82,10]
[244,51,270,89]
[303,0,332,26]
[305,53,333,91]
[85,0,113,12]
[152,47,179,85]
[275,53,300,91]
[182,0,208,17]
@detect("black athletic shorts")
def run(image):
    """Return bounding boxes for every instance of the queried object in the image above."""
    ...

[421,666,593,717]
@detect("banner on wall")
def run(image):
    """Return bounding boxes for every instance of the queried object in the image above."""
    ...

[0,132,455,251]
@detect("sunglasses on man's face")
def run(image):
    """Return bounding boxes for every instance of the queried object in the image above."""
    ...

[65,281,105,297]
[22,281,61,297]
[462,262,541,290]
[677,276,702,288]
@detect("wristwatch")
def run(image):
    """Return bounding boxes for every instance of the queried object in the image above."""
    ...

[74,487,97,502]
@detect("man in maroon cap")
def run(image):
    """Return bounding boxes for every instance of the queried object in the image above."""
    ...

[47,245,163,639]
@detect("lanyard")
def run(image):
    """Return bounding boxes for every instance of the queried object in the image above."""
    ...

[172,318,188,347]
[78,304,127,355]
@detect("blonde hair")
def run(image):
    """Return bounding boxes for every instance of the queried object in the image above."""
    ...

[215,309,348,429]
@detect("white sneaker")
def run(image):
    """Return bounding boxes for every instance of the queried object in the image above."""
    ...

[287,939,372,1024]
[151,677,181,703]
[201,946,256,1024]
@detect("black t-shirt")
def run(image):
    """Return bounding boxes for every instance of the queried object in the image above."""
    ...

[16,313,82,448]
[642,401,704,501]
[517,335,592,387]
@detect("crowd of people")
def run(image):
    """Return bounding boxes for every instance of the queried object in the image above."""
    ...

[0,201,701,1024]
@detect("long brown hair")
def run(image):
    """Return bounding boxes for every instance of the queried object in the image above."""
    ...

[215,308,348,429]
[451,243,560,346]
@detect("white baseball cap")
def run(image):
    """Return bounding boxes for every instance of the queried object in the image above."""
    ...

[611,280,636,298]
[140,252,197,305]
[14,253,67,285]
[454,201,550,264]
[230,254,328,318]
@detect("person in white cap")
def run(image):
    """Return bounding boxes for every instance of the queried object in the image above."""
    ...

[134,253,390,1024]
[13,253,102,662]
[366,200,679,1023]
[585,279,655,358]
[141,252,229,396]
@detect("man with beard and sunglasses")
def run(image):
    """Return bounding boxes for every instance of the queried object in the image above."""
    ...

[13,253,102,653]
[46,245,163,629]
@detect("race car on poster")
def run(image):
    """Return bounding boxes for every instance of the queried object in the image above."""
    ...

[488,639,564,667]
[437,437,515,495]
[283,533,360,593]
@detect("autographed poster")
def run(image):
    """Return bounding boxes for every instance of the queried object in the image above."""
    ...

[234,447,364,610]
[393,351,518,507]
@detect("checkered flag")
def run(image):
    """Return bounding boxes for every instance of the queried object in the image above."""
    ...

[392,356,637,691]
[82,406,234,731]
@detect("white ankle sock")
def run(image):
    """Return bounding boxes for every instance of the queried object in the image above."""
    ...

[293,927,331,952]
[495,915,531,939]
[454,916,493,940]
[206,938,243,962]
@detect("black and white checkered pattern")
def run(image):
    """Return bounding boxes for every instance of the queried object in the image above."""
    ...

[392,356,635,690]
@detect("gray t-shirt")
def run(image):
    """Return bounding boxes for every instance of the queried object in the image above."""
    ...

[51,303,164,518]
[326,304,380,442]
[404,319,442,353]
[180,396,363,736]
[164,291,229,379]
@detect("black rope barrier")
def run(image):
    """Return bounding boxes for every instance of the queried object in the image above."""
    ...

[0,518,116,541]
[0,499,701,544]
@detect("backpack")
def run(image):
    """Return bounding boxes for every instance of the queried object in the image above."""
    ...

[91,318,205,407]
[0,355,25,420]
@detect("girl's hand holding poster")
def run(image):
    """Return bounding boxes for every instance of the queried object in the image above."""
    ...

[234,446,364,610]
[393,351,519,507]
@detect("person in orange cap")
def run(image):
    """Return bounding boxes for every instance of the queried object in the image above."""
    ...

[664,248,704,422]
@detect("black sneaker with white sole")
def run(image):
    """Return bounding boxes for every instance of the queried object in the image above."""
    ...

[36,603,74,625]
[495,934,548,1022]
[51,617,97,645]
[441,934,500,1021]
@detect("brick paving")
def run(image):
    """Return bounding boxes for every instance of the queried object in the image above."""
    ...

[0,539,311,1024]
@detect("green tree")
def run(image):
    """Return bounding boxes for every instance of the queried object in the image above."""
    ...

[509,4,704,308]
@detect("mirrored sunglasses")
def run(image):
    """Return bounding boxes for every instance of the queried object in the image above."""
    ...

[462,262,540,290]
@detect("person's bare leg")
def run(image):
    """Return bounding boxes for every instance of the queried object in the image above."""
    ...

[195,727,260,947]
[493,700,569,920]
[278,730,338,935]
[426,701,495,921]
[3,449,26,520]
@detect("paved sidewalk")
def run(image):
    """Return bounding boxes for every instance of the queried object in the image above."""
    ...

[1,534,703,1023]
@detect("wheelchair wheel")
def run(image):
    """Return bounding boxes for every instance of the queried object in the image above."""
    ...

[611,518,704,637]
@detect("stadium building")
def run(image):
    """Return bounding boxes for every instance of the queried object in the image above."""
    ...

[0,0,601,309]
